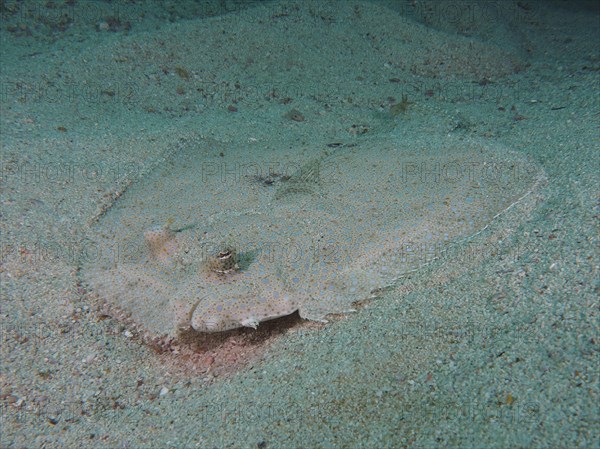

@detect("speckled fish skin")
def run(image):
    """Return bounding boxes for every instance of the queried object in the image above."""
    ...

[78,133,544,340]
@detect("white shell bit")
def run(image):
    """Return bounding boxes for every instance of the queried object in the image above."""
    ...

[78,133,544,340]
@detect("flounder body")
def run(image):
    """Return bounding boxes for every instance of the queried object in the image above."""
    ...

[79,133,544,341]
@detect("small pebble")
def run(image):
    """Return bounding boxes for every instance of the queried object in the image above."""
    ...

[285,109,304,122]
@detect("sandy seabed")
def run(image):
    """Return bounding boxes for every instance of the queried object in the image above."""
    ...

[1,1,598,448]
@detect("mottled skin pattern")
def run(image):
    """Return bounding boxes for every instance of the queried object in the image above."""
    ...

[79,135,544,342]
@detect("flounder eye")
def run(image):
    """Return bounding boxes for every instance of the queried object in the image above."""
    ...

[205,247,240,275]
[218,250,232,260]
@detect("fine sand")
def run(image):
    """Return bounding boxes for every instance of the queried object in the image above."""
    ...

[1,1,598,448]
